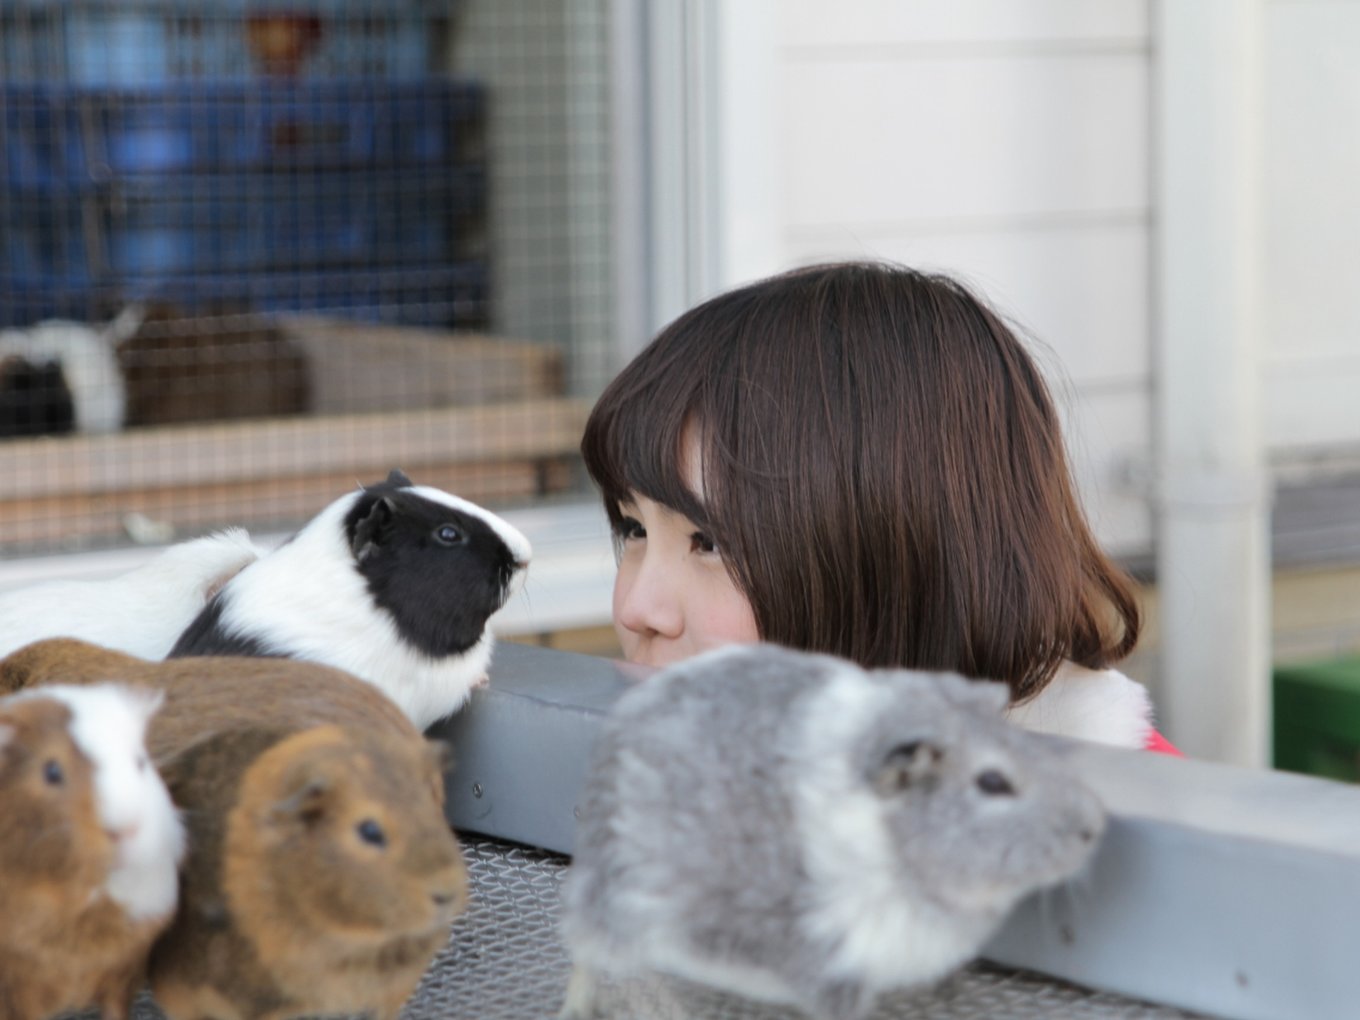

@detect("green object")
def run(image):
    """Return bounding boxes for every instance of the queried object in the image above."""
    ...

[1274,656,1360,781]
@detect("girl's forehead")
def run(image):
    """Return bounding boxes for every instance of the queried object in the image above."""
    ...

[604,411,713,530]
[679,424,706,499]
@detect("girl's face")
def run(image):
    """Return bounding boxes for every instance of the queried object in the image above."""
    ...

[611,490,759,668]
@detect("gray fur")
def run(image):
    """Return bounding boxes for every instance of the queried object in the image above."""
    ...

[561,644,1105,1020]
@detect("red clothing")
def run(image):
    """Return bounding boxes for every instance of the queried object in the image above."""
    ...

[1144,729,1183,756]
[1006,662,1178,755]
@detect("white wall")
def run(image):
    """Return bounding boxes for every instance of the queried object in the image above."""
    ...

[712,0,1156,555]
[707,0,1360,559]
[1262,0,1360,454]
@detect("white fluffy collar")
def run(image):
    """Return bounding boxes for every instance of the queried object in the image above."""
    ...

[1005,662,1153,750]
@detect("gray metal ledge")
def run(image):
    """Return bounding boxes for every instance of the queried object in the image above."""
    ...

[434,641,1360,1020]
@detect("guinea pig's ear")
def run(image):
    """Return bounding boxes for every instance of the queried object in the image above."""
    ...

[350,495,396,563]
[939,675,1010,717]
[271,776,331,824]
[124,685,166,725]
[421,739,453,799]
[872,739,944,796]
[386,468,414,488]
[424,738,453,776]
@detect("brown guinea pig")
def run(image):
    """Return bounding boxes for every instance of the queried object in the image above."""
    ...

[151,724,466,1020]
[0,639,467,1020]
[0,685,182,1020]
[115,301,310,427]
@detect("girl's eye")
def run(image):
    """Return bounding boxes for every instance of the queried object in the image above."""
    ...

[690,532,718,555]
[617,516,646,541]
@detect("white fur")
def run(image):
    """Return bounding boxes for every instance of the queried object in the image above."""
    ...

[0,306,142,433]
[15,684,184,921]
[1005,662,1153,750]
[213,484,530,730]
[792,665,993,993]
[0,528,262,660]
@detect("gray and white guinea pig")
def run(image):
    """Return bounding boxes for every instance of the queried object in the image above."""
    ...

[0,683,184,1020]
[168,469,531,730]
[0,528,262,661]
[560,643,1106,1020]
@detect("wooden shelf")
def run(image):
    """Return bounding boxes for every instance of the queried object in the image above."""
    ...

[0,317,588,551]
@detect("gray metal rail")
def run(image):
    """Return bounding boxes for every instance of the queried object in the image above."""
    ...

[426,641,1360,1020]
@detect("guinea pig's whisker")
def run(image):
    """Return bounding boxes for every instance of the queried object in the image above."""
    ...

[1057,865,1100,911]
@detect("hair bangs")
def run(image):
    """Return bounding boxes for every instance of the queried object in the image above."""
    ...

[581,354,709,531]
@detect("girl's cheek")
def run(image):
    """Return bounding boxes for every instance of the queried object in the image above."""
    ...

[694,571,759,647]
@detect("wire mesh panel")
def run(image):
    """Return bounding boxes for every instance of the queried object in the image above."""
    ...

[115,835,1217,1020]
[0,0,610,556]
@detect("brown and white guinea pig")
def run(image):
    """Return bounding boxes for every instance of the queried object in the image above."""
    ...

[0,528,262,662]
[0,683,184,1020]
[168,469,532,730]
[0,638,469,1020]
[561,644,1107,1020]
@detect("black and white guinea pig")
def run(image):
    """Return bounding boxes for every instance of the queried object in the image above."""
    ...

[561,643,1107,1020]
[169,470,532,730]
[0,355,75,438]
[0,528,261,661]
[0,305,141,436]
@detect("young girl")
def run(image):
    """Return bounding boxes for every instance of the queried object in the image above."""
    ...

[581,261,1177,753]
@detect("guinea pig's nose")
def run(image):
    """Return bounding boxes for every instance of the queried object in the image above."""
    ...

[105,820,141,845]
[431,887,464,918]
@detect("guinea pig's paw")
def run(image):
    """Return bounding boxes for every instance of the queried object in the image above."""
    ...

[809,977,874,1020]
[472,673,490,690]
[558,965,599,1019]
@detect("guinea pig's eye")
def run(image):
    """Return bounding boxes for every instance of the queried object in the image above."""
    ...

[434,524,465,546]
[975,769,1016,797]
[357,819,387,847]
[43,759,64,786]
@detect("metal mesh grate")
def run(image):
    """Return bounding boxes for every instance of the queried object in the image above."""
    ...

[123,835,1211,1020]
[458,838,1217,1020]
[1,0,611,559]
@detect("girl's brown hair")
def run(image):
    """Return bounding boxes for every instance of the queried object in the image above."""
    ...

[581,261,1139,701]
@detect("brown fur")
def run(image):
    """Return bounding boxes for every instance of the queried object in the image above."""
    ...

[0,640,467,1020]
[115,302,310,427]
[0,694,163,1020]
[0,639,413,762]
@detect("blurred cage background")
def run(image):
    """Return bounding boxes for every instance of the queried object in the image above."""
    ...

[0,0,613,562]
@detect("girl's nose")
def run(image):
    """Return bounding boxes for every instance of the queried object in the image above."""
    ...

[614,552,683,640]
